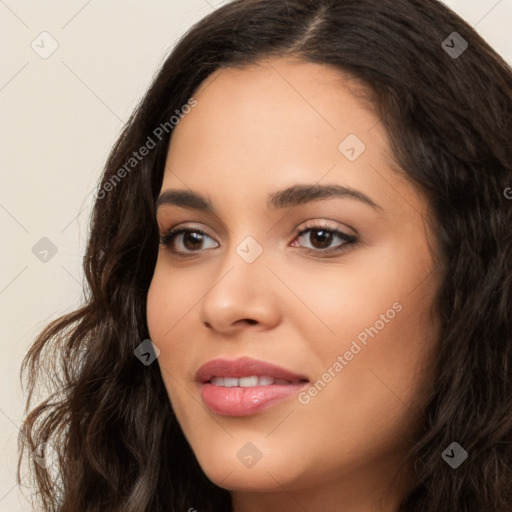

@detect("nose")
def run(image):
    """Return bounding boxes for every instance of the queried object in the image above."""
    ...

[199,237,282,335]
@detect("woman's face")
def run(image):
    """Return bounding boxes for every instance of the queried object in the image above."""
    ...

[147,57,441,509]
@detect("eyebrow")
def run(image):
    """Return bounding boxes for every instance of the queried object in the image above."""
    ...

[155,184,382,213]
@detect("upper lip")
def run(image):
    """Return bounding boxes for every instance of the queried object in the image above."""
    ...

[195,356,309,383]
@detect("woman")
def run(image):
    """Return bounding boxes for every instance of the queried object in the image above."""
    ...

[18,0,512,511]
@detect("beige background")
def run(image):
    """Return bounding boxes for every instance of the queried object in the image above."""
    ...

[1,0,511,510]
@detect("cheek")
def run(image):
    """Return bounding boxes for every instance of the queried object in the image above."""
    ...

[146,270,185,367]
[314,296,436,430]
[146,265,203,397]
[291,302,437,480]
[146,274,186,417]
[146,274,167,342]
[146,263,189,340]
[289,244,438,416]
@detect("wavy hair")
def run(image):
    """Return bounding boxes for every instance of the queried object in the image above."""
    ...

[18,0,512,510]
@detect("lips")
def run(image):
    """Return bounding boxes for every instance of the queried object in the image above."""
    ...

[195,356,309,384]
[196,357,309,416]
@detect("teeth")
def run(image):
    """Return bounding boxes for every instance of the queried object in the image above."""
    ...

[211,377,225,386]
[238,376,259,387]
[208,375,295,387]
[223,377,238,387]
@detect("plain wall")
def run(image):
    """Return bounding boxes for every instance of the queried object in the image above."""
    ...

[1,0,511,510]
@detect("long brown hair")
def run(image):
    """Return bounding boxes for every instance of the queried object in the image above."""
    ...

[18,0,512,510]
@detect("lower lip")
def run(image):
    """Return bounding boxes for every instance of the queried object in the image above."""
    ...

[200,382,308,416]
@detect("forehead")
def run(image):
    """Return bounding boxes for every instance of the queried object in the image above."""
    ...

[161,57,423,218]
[166,58,382,166]
[181,57,381,147]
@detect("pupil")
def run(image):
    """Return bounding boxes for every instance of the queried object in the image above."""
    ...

[185,232,204,250]
[311,229,332,249]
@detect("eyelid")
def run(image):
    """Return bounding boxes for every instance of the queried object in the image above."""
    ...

[294,219,357,238]
[159,223,216,248]
[159,219,354,239]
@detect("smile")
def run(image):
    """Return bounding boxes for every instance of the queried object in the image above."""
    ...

[209,376,302,387]
[196,357,309,416]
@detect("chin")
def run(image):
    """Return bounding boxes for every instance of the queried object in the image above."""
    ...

[194,445,301,492]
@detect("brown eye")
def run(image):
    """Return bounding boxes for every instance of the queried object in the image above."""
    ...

[160,228,218,253]
[306,229,334,249]
[159,223,357,257]
[293,224,357,256]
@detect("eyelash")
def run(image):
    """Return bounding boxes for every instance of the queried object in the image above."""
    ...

[159,221,357,258]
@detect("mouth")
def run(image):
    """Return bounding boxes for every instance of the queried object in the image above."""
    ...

[196,357,309,416]
[208,376,306,387]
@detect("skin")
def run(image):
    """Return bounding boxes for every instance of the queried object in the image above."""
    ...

[146,57,442,512]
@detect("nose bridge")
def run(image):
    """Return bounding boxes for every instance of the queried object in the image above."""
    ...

[217,205,269,270]
[215,231,268,295]
[198,229,279,330]
[233,233,266,266]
